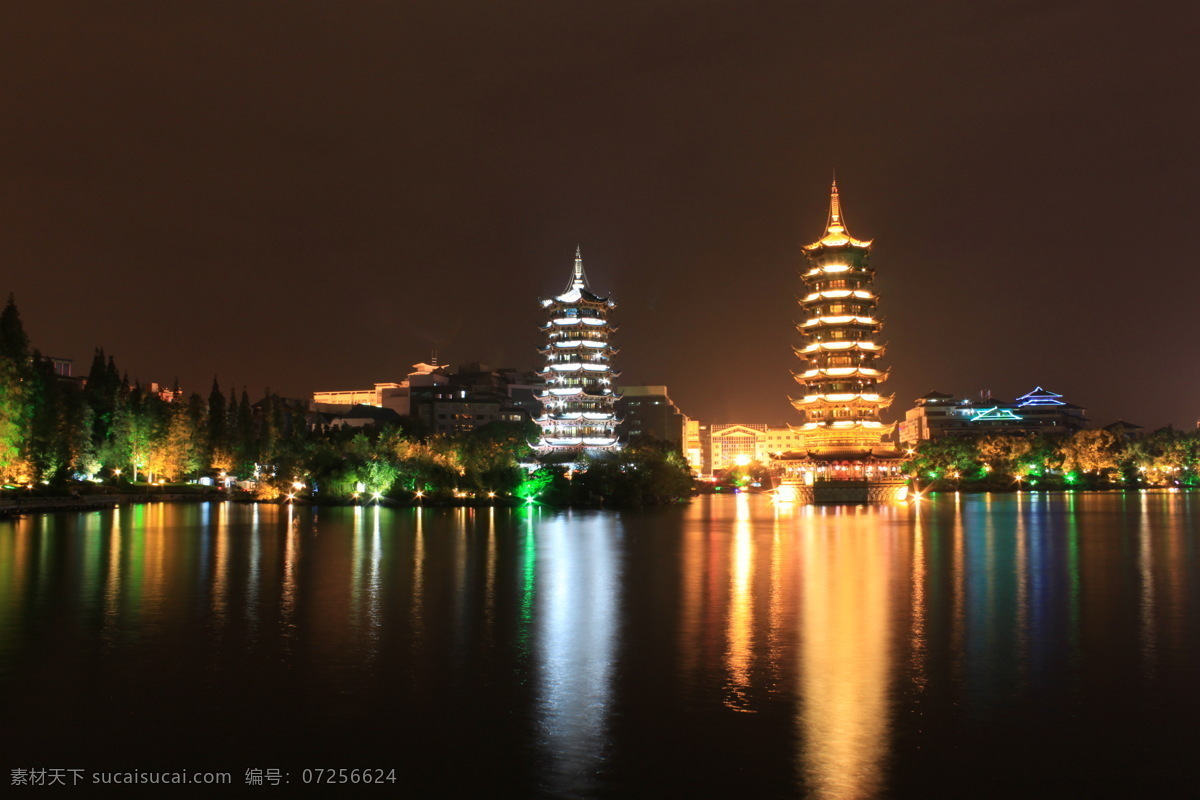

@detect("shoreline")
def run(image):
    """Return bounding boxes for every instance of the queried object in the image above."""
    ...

[2,486,1193,517]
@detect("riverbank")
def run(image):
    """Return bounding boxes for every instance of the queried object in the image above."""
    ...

[0,493,219,517]
[0,488,676,516]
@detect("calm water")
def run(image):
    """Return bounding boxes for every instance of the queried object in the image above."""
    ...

[2,493,1199,797]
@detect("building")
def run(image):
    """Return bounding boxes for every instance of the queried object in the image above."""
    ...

[312,362,448,416]
[898,386,1090,445]
[683,419,703,474]
[617,386,686,449]
[315,404,402,430]
[535,248,621,450]
[46,356,72,378]
[448,362,543,422]
[410,386,527,434]
[315,361,540,435]
[773,181,906,502]
[410,363,538,435]
[705,423,807,474]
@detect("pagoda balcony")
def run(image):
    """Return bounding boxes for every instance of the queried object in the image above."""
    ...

[800,315,880,328]
[801,289,877,302]
[798,366,884,379]
[797,340,883,354]
[542,437,584,447]
[793,392,886,404]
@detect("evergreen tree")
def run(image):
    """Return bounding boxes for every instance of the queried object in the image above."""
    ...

[207,377,226,453]
[27,351,68,481]
[234,387,255,473]
[84,348,114,442]
[0,294,30,361]
[0,296,33,482]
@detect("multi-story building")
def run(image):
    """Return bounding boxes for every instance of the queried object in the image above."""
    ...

[315,361,540,435]
[409,386,528,434]
[312,362,448,416]
[898,386,1090,446]
[683,418,703,474]
[704,423,806,473]
[774,181,906,502]
[617,385,686,449]
[536,248,621,450]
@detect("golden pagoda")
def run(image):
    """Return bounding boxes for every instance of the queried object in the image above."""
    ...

[774,180,907,503]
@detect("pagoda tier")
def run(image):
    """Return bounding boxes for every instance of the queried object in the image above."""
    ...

[535,248,621,450]
[788,181,895,452]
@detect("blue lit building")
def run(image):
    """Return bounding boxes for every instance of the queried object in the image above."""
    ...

[898,386,1090,446]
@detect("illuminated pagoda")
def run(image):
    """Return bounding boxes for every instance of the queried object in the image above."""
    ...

[535,247,621,451]
[774,180,907,503]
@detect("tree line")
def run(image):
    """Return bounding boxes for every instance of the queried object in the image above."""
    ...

[0,297,693,505]
[908,427,1200,490]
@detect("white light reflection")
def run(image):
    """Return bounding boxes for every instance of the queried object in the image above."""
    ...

[535,512,621,797]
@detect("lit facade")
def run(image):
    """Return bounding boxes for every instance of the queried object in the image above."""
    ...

[898,386,1090,446]
[775,181,906,502]
[536,248,621,450]
[312,363,447,416]
[704,423,806,474]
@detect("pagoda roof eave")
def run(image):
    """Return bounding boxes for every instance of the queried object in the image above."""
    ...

[802,236,873,251]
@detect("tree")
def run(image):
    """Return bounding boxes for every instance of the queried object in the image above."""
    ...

[0,296,33,482]
[976,434,1032,478]
[1060,429,1119,478]
[27,352,68,481]
[146,404,203,482]
[909,436,979,479]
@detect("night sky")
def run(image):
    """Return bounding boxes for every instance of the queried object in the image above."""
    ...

[2,2,1197,428]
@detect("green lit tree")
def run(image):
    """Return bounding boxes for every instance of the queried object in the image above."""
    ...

[0,296,34,483]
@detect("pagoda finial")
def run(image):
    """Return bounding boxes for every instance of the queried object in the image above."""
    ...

[567,245,589,292]
[806,177,872,250]
[827,178,844,234]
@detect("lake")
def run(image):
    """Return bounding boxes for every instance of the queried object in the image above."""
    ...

[2,492,1197,797]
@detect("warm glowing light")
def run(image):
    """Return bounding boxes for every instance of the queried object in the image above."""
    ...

[734,454,751,467]
[774,484,799,502]
[803,315,878,327]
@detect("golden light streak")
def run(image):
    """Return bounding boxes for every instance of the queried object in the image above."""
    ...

[724,493,756,712]
[797,514,894,799]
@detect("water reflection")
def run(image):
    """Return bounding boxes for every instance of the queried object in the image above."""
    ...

[795,508,897,800]
[534,511,621,798]
[1,494,1199,796]
[724,493,755,711]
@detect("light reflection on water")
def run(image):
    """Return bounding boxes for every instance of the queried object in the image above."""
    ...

[535,511,620,798]
[2,493,1199,797]
[795,507,896,800]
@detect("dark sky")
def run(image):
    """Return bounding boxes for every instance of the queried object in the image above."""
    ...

[2,1,1197,428]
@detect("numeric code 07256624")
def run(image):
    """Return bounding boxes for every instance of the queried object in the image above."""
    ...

[300,769,396,784]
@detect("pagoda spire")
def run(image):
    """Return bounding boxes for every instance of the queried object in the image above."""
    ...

[806,178,873,250]
[567,244,589,292]
[827,179,844,234]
